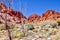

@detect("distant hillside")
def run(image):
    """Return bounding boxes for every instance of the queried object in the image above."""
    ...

[0,2,27,24]
[28,10,60,23]
[0,3,60,24]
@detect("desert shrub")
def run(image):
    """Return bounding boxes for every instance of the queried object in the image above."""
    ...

[12,30,24,38]
[40,22,51,29]
[40,21,51,28]
[25,24,34,30]
[50,21,58,28]
[15,32,24,38]
[45,28,49,31]
[40,21,58,28]
[0,26,6,30]
[10,24,15,29]
[56,19,60,26]
[0,24,6,30]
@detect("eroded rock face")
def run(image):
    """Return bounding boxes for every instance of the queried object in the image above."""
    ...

[0,2,7,13]
[28,10,60,23]
[0,3,60,24]
[42,10,60,21]
[0,3,27,24]
[28,14,40,23]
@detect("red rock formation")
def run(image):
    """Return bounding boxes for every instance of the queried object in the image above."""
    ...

[0,2,7,13]
[28,10,60,23]
[28,14,40,23]
[42,10,60,21]
[0,3,27,24]
[0,3,60,24]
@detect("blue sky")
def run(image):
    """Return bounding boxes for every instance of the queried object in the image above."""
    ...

[0,0,60,18]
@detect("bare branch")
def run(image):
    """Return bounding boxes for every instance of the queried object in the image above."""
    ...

[6,0,12,40]
[8,0,12,9]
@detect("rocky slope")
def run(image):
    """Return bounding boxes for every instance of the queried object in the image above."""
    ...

[0,2,27,24]
[0,3,60,24]
[28,14,40,23]
[28,10,60,23]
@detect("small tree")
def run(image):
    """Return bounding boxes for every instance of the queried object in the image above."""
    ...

[5,0,12,40]
[0,0,12,40]
[1,0,12,40]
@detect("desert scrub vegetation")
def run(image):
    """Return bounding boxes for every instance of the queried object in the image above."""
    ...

[0,24,6,30]
[56,19,60,26]
[7,22,16,29]
[11,29,24,38]
[0,30,9,40]
[0,20,60,40]
[25,24,34,30]
[50,21,58,28]
[40,20,58,28]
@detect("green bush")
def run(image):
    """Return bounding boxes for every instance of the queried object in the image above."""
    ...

[15,32,24,38]
[56,19,60,26]
[25,24,34,30]
[50,21,58,28]
[12,30,24,38]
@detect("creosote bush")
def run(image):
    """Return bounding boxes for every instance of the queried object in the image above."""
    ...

[25,24,34,30]
[50,21,58,28]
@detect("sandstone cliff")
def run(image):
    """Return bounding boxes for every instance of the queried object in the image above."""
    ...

[28,10,60,23]
[0,3,27,24]
[0,3,60,24]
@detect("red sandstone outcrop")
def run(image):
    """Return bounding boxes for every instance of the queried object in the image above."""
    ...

[28,14,41,23]
[0,3,27,24]
[0,3,60,24]
[28,10,60,23]
[42,10,60,21]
